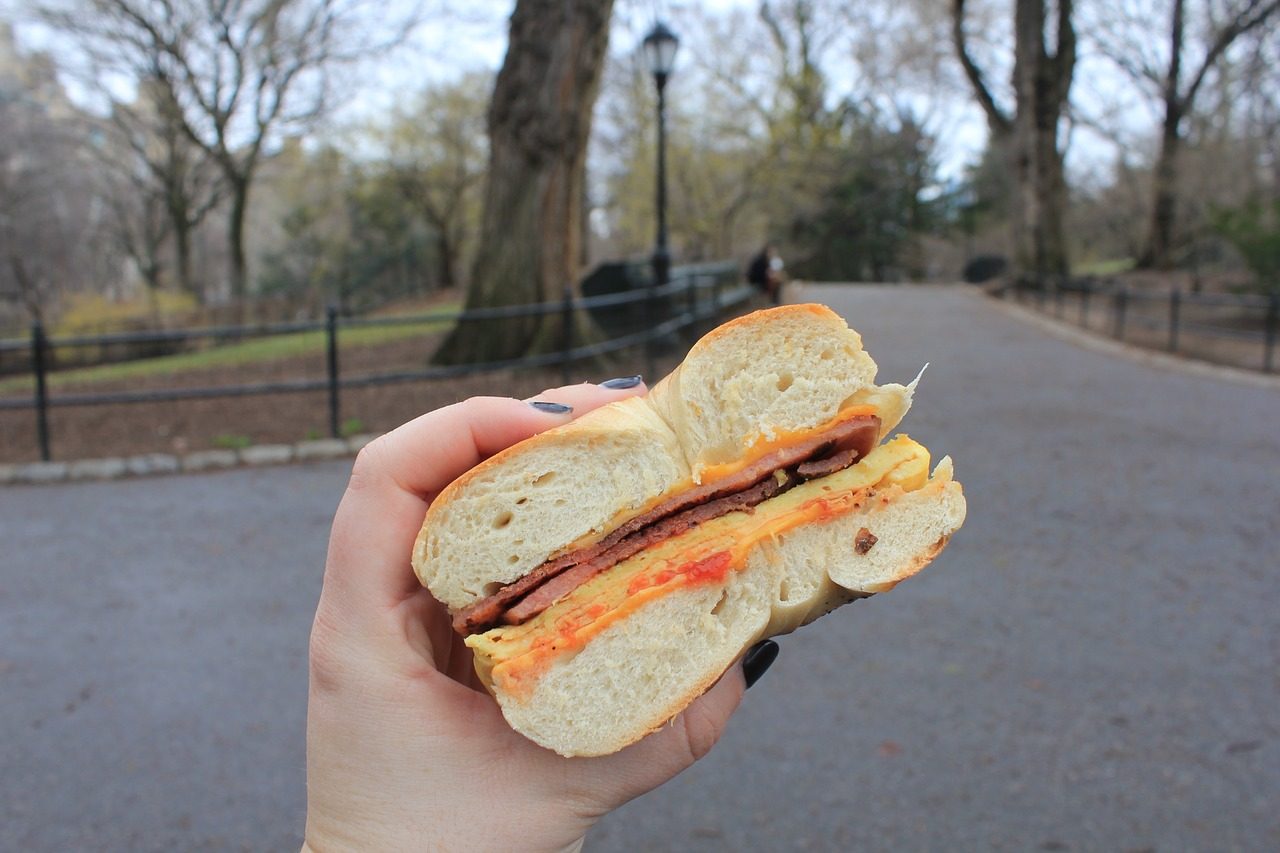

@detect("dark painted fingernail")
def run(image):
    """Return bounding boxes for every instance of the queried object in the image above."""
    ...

[599,374,643,389]
[743,640,779,689]
[529,401,573,414]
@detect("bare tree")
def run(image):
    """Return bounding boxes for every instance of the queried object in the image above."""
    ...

[101,78,223,300]
[435,0,614,364]
[953,0,1076,279]
[1092,0,1280,268]
[0,95,102,326]
[42,0,415,312]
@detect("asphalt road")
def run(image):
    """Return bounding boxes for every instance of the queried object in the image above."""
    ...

[2,285,1277,851]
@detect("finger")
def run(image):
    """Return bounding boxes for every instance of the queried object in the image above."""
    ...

[585,663,747,806]
[523,377,646,413]
[327,382,648,618]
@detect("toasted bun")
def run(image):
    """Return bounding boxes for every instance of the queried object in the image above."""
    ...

[471,453,965,756]
[414,305,916,611]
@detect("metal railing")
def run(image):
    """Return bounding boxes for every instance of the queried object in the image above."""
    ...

[1,263,751,461]
[994,277,1279,373]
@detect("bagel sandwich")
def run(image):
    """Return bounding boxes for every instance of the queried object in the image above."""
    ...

[412,304,967,756]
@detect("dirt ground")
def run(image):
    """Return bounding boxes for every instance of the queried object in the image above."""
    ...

[1000,287,1275,372]
[0,330,686,464]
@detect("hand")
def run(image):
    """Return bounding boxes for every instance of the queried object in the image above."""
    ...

[304,382,750,852]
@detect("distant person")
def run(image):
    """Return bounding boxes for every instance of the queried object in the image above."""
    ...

[747,244,785,305]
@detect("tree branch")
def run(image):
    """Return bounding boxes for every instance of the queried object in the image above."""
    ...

[1180,0,1280,113]
[951,0,1012,134]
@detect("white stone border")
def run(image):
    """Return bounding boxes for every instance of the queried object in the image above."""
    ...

[0,434,377,487]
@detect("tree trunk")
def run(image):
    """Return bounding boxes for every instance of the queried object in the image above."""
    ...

[227,176,250,315]
[1008,0,1072,280]
[9,254,45,325]
[1005,120,1069,280]
[434,0,613,365]
[436,230,456,290]
[953,0,1074,282]
[174,218,195,300]
[1142,110,1183,269]
[1141,0,1186,270]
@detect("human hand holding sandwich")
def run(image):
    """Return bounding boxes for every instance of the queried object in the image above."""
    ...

[304,381,758,853]
[306,305,967,850]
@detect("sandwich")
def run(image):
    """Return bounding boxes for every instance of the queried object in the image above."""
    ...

[412,304,966,756]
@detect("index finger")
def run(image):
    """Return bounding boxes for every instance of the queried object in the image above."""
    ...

[324,383,648,615]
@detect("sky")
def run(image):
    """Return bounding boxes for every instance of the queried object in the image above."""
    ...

[9,0,1135,186]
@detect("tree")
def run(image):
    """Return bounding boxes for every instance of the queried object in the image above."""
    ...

[435,0,615,364]
[101,78,222,300]
[953,0,1076,279]
[1211,196,1280,291]
[42,0,414,312]
[371,72,490,291]
[0,88,104,326]
[1092,0,1280,269]
[786,110,939,281]
[592,7,772,263]
[257,147,438,314]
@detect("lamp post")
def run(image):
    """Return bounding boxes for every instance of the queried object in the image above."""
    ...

[643,21,679,293]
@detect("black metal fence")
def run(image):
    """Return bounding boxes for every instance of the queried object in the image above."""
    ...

[995,277,1279,374]
[1,262,751,461]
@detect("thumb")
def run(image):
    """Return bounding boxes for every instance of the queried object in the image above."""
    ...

[584,662,748,809]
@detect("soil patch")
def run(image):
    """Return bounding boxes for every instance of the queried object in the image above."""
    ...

[0,330,689,464]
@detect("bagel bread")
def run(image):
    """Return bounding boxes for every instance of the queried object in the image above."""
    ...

[412,304,966,756]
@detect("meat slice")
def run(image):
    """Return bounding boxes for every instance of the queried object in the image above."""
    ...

[452,413,881,634]
[796,445,863,478]
[501,471,801,625]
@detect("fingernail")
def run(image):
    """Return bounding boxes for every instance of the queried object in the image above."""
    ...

[599,374,643,389]
[529,401,573,414]
[743,640,779,689]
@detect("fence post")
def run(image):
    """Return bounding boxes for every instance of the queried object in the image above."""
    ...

[326,304,340,440]
[1265,293,1278,373]
[1113,287,1128,340]
[31,322,51,462]
[1080,282,1090,327]
[1168,288,1181,353]
[645,280,658,380]
[561,284,573,386]
[1055,280,1065,318]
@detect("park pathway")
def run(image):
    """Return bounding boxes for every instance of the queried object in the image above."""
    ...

[2,285,1277,850]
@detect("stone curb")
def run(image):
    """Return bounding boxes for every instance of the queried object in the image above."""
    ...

[2,434,379,488]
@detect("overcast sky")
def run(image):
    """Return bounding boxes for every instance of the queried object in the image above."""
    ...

[10,0,1137,186]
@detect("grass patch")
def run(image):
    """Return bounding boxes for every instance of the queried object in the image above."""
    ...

[1073,257,1135,277]
[0,306,456,394]
[212,433,253,450]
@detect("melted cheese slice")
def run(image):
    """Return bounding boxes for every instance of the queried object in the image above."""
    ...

[468,435,932,695]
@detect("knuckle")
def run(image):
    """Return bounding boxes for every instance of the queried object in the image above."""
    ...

[348,438,387,492]
[307,608,349,695]
[678,699,725,764]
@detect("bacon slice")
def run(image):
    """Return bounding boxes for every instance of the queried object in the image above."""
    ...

[452,414,881,635]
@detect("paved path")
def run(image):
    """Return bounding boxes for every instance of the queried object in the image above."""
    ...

[2,286,1277,851]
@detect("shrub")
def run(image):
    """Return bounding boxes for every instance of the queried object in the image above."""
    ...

[1211,197,1280,294]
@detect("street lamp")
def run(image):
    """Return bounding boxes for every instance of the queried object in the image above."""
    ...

[643,21,679,292]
